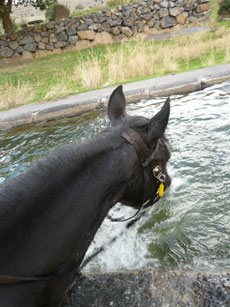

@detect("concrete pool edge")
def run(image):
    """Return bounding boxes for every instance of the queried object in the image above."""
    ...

[1,63,230,129]
[62,269,230,306]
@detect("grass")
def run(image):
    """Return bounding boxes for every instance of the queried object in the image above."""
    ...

[0,0,230,110]
[71,6,106,18]
[70,0,137,16]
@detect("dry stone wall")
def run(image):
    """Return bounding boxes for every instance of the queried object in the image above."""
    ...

[0,0,211,64]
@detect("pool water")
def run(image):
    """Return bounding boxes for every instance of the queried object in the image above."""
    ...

[0,82,230,273]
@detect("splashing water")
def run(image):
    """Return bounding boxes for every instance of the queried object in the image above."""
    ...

[0,82,230,272]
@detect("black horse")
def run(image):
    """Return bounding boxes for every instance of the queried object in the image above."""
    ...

[0,85,171,306]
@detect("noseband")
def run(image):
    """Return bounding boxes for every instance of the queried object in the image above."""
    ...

[108,128,166,223]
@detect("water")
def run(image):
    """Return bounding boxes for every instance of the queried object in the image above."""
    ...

[0,82,230,273]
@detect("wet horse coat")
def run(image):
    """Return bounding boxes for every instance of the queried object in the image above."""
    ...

[0,86,171,306]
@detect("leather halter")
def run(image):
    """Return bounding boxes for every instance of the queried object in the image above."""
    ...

[121,128,160,198]
[108,128,164,223]
[0,128,163,285]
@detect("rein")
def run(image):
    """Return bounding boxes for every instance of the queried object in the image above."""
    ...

[0,128,165,285]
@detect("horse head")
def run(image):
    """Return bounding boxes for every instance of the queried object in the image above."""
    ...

[107,85,171,209]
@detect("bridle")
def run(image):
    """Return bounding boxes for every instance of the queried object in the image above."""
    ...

[108,128,166,222]
[0,128,166,285]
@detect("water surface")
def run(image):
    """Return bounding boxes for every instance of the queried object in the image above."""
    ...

[0,82,230,272]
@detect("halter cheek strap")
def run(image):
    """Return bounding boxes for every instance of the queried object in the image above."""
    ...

[108,128,165,223]
[120,128,163,199]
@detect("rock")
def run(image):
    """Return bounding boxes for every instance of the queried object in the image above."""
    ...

[34,26,42,33]
[142,12,154,21]
[89,24,102,31]
[10,53,22,62]
[8,33,20,41]
[19,35,34,45]
[109,18,122,27]
[123,16,135,27]
[66,27,77,36]
[47,21,55,30]
[77,30,95,40]
[189,16,197,23]
[54,41,68,48]
[77,24,88,31]
[70,17,80,25]
[46,44,54,51]
[41,37,49,44]
[75,40,92,50]
[22,50,34,60]
[9,41,18,50]
[176,12,188,24]
[94,32,113,45]
[111,26,121,35]
[0,35,7,41]
[34,34,41,43]
[147,17,157,28]
[35,49,53,58]
[113,34,126,43]
[169,7,183,16]
[159,8,169,18]
[196,3,211,13]
[101,21,111,32]
[0,40,8,47]
[184,0,197,11]
[136,21,145,32]
[41,24,47,32]
[49,34,57,43]
[161,16,177,28]
[16,46,24,54]
[0,47,14,58]
[41,32,49,37]
[122,27,133,37]
[24,43,37,52]
[38,42,46,50]
[85,18,94,26]
[68,36,79,45]
[57,31,67,41]
[160,0,169,8]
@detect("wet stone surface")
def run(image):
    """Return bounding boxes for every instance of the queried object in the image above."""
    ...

[62,270,230,306]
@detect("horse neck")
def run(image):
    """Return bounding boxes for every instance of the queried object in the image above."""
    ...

[0,130,134,276]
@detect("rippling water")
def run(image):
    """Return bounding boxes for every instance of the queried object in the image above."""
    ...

[0,82,230,272]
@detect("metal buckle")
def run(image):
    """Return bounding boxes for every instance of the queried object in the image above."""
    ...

[153,166,166,183]
[153,166,162,179]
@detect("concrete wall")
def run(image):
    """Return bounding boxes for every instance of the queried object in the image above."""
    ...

[0,0,211,65]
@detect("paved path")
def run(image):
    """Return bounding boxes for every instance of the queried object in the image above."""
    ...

[1,64,230,129]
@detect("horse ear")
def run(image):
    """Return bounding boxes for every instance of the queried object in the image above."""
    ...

[108,85,126,125]
[148,98,170,142]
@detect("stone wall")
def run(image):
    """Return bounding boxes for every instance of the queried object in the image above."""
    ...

[0,0,211,64]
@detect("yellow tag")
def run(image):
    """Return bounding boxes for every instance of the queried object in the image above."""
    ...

[158,183,164,197]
